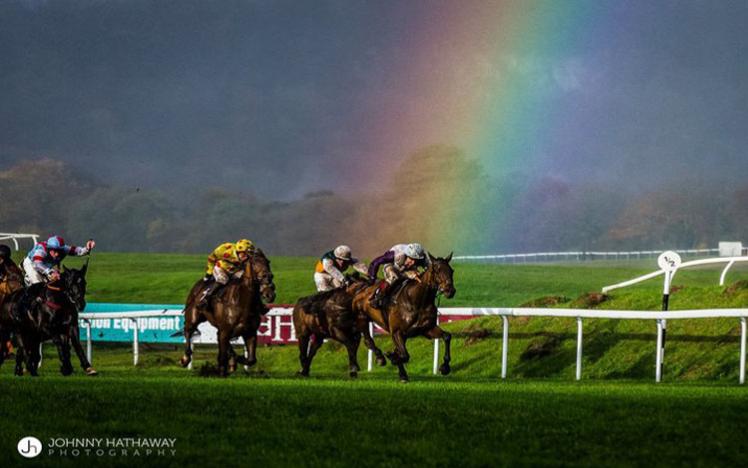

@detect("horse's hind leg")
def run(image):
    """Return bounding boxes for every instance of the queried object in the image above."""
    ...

[344,335,361,378]
[302,334,325,377]
[426,326,452,375]
[297,333,311,377]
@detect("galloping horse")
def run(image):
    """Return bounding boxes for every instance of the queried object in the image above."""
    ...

[180,249,275,376]
[0,264,92,376]
[352,253,456,382]
[293,276,386,378]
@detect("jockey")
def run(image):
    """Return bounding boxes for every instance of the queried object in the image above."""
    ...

[313,245,368,292]
[367,243,430,308]
[22,236,95,286]
[0,244,21,295]
[198,238,254,307]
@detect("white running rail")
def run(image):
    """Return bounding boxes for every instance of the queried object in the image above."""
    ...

[602,256,748,293]
[69,307,748,385]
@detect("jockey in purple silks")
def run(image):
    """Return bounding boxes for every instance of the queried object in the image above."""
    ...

[367,243,431,309]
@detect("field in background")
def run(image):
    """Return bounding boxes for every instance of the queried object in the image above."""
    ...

[2,252,748,466]
[48,251,748,307]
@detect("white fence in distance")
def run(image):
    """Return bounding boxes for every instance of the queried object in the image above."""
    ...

[452,249,723,263]
[72,307,748,384]
[0,233,39,251]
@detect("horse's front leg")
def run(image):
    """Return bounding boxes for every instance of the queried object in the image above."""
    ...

[216,330,230,377]
[388,330,409,383]
[14,338,25,376]
[70,322,97,375]
[54,335,73,376]
[243,333,257,369]
[25,337,40,377]
[426,326,452,375]
[180,308,200,368]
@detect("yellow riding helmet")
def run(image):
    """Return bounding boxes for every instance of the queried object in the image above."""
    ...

[235,239,255,253]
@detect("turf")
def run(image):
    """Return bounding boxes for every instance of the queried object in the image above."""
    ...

[2,252,748,466]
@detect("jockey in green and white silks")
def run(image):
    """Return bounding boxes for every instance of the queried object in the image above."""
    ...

[313,245,368,292]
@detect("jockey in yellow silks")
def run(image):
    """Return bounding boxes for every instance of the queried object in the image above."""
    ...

[198,239,254,307]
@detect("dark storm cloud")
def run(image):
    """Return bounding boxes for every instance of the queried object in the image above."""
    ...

[0,0,746,199]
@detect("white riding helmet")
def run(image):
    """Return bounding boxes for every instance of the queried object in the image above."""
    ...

[334,245,353,261]
[405,243,425,260]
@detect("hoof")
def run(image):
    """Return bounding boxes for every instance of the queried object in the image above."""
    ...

[349,370,358,378]
[179,356,191,368]
[85,367,98,376]
[61,366,73,376]
[439,364,451,376]
[376,356,387,367]
[399,378,409,384]
[296,370,309,377]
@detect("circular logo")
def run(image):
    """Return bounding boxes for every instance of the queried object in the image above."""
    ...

[17,436,43,458]
[657,251,682,272]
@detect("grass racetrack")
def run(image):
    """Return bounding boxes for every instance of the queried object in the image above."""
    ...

[2,252,748,466]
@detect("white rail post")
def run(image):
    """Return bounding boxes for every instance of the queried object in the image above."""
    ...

[132,318,139,366]
[576,317,583,381]
[367,322,373,372]
[501,315,509,379]
[740,317,746,385]
[655,320,663,383]
[720,260,736,286]
[187,342,193,370]
[433,338,439,375]
[85,319,92,363]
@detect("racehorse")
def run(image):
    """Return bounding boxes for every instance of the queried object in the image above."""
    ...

[179,249,276,376]
[0,264,94,376]
[351,253,455,382]
[293,275,386,378]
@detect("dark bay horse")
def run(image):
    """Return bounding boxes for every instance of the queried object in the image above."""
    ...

[293,276,386,378]
[180,250,275,376]
[351,253,456,382]
[0,264,93,376]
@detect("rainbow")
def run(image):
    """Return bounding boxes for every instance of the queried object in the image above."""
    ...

[348,1,609,255]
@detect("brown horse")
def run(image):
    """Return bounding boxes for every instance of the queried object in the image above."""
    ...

[293,276,386,378]
[180,249,275,376]
[0,258,23,361]
[352,253,455,382]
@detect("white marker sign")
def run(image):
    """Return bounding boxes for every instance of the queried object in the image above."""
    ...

[657,251,682,272]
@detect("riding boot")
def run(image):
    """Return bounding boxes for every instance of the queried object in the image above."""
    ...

[369,281,390,309]
[197,282,222,308]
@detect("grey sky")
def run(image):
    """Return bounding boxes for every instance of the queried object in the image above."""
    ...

[1,0,746,199]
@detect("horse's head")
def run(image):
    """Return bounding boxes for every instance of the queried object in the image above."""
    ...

[426,252,455,299]
[61,260,88,311]
[248,249,276,303]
